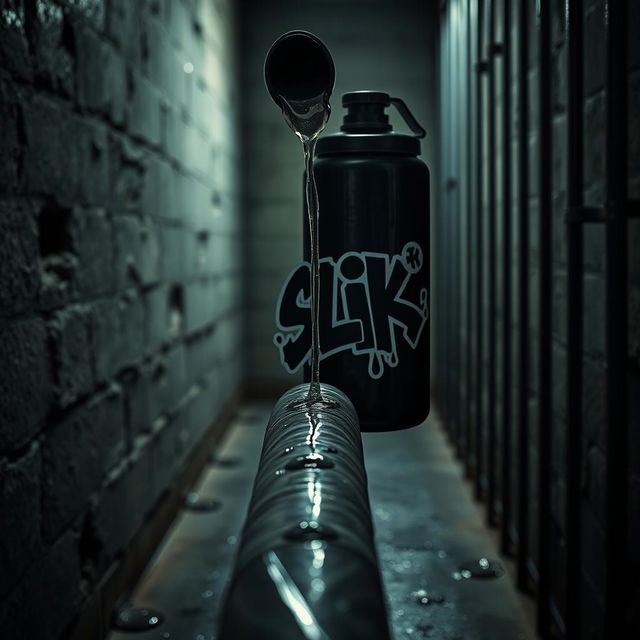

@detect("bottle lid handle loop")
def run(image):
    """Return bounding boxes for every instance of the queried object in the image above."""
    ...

[390,97,426,138]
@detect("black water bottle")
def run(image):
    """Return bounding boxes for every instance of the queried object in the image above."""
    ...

[305,91,430,432]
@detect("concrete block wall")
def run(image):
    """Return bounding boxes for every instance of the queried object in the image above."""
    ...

[0,1,242,637]
[241,0,438,391]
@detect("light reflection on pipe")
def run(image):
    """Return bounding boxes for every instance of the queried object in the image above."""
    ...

[263,550,331,640]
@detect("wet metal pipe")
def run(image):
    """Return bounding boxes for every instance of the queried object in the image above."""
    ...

[218,384,391,640]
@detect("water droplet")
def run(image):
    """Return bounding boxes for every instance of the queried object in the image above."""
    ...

[284,520,338,541]
[111,606,164,631]
[437,550,447,558]
[285,453,335,470]
[226,535,237,545]
[275,469,286,476]
[284,445,296,453]
[413,589,445,605]
[183,493,220,512]
[458,558,504,578]
[322,446,338,454]
[201,589,214,599]
[183,62,194,74]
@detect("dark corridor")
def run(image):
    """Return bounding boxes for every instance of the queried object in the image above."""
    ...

[0,1,638,640]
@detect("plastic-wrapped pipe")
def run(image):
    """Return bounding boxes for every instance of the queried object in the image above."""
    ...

[218,383,391,640]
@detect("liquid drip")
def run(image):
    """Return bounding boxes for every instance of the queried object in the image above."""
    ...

[278,91,339,411]
[285,453,335,470]
[283,520,338,542]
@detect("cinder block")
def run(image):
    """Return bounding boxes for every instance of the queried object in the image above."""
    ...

[91,294,145,382]
[0,5,32,83]
[159,225,192,281]
[113,215,160,289]
[75,24,110,114]
[30,1,75,97]
[0,529,82,640]
[42,384,125,540]
[0,81,21,191]
[142,155,176,220]
[0,199,39,317]
[105,42,127,126]
[91,299,120,382]
[76,119,110,207]
[146,345,187,419]
[93,439,154,561]
[49,305,94,407]
[143,284,169,353]
[165,344,188,412]
[127,71,162,147]
[0,318,52,451]
[0,443,41,598]
[21,93,79,204]
[122,363,154,438]
[185,325,218,386]
[73,207,114,296]
[108,133,146,213]
[106,0,141,63]
[187,379,219,440]
[184,279,217,333]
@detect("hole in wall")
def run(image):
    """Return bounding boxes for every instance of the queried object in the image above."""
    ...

[39,204,73,256]
[196,230,209,269]
[38,203,77,291]
[79,510,103,584]
[168,285,184,338]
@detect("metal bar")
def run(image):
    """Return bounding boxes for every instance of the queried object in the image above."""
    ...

[486,0,498,528]
[604,0,629,635]
[465,0,474,471]
[474,0,486,501]
[445,5,454,440]
[452,2,461,451]
[515,0,530,591]
[537,0,552,633]
[500,0,512,555]
[565,0,583,637]
[219,384,391,640]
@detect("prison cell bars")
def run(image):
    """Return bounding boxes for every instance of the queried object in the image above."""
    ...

[499,0,512,557]
[603,0,629,636]
[439,0,632,637]
[486,0,498,528]
[515,0,530,593]
[565,0,584,637]
[537,0,553,635]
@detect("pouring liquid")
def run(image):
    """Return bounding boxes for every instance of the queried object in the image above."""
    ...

[278,92,339,410]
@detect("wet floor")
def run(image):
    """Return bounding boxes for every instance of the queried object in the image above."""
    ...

[107,405,536,640]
